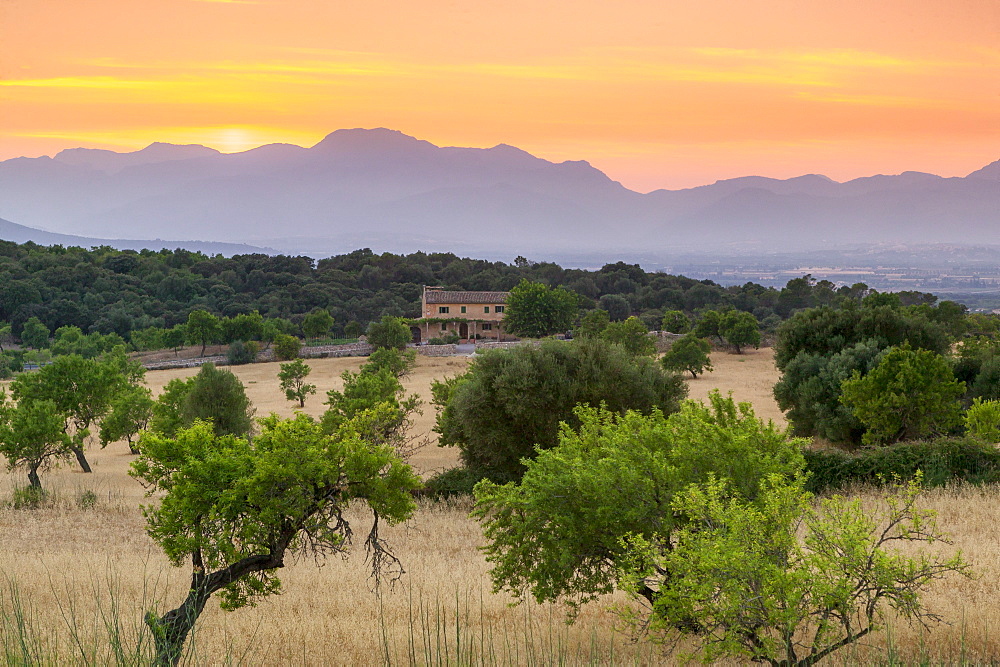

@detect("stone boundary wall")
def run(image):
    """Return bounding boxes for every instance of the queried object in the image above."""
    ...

[142,342,374,371]
[415,344,459,356]
[652,331,686,352]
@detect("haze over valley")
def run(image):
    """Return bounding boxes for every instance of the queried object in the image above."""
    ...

[1,128,997,268]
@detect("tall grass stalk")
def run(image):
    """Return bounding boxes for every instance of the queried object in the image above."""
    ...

[382,582,656,665]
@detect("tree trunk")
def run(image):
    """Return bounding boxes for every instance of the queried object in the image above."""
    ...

[70,443,92,473]
[27,466,40,489]
[146,586,212,667]
[147,550,288,666]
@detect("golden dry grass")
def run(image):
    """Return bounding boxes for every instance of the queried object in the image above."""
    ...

[0,350,994,664]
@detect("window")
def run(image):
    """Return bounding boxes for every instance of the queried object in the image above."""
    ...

[438,306,449,314]
[482,323,492,330]
[484,307,490,313]
[460,306,467,314]
[441,322,448,331]
[495,305,505,313]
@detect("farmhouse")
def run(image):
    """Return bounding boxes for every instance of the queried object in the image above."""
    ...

[413,286,509,343]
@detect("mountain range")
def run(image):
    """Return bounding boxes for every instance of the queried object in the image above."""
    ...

[0,128,997,258]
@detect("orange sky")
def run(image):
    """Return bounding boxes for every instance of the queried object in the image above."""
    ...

[1,0,998,191]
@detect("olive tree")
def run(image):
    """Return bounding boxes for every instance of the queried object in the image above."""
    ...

[719,310,760,354]
[132,414,421,665]
[660,334,713,379]
[435,338,687,482]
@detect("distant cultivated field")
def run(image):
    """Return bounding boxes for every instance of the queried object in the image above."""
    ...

[0,348,997,664]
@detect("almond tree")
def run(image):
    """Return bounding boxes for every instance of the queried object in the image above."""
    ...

[133,414,420,665]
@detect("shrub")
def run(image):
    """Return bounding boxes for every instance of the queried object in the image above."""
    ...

[965,397,1000,442]
[226,340,259,365]
[9,486,47,510]
[422,466,483,499]
[803,437,1000,493]
[272,333,301,361]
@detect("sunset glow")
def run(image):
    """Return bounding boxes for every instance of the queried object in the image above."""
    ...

[1,0,997,190]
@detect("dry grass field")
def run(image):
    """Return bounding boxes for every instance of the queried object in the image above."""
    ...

[0,348,998,664]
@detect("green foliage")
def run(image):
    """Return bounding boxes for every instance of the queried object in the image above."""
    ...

[599,316,655,356]
[322,365,419,442]
[421,466,483,499]
[660,334,713,379]
[773,301,959,445]
[20,317,49,350]
[99,386,154,454]
[597,294,630,322]
[9,485,48,510]
[219,311,264,345]
[363,347,416,378]
[692,310,723,342]
[182,364,256,437]
[773,340,882,444]
[438,338,688,482]
[504,279,578,338]
[841,345,965,446]
[575,309,610,338]
[50,326,125,358]
[366,316,412,350]
[185,309,221,356]
[225,340,259,366]
[718,310,760,353]
[0,394,73,489]
[277,359,316,408]
[272,333,301,361]
[149,377,195,438]
[301,308,334,340]
[10,350,143,472]
[473,393,806,612]
[965,397,1000,442]
[343,320,364,339]
[622,475,969,665]
[660,310,690,334]
[802,437,1000,493]
[132,414,421,664]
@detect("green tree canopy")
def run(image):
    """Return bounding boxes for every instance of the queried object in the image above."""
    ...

[719,310,760,354]
[0,393,72,489]
[472,393,806,611]
[277,359,316,408]
[599,316,655,356]
[301,308,334,340]
[661,310,691,334]
[365,316,412,350]
[840,345,965,446]
[435,338,687,481]
[185,309,221,356]
[504,279,578,338]
[132,414,421,665]
[20,316,49,349]
[661,333,713,379]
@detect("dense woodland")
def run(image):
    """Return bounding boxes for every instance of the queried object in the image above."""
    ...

[0,240,965,342]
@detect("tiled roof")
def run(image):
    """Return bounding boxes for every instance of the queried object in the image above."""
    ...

[425,290,509,304]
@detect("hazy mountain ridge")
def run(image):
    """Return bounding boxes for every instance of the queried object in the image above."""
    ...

[0,128,997,257]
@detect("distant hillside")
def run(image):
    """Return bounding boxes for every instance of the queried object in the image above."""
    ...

[0,217,270,256]
[0,129,996,257]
